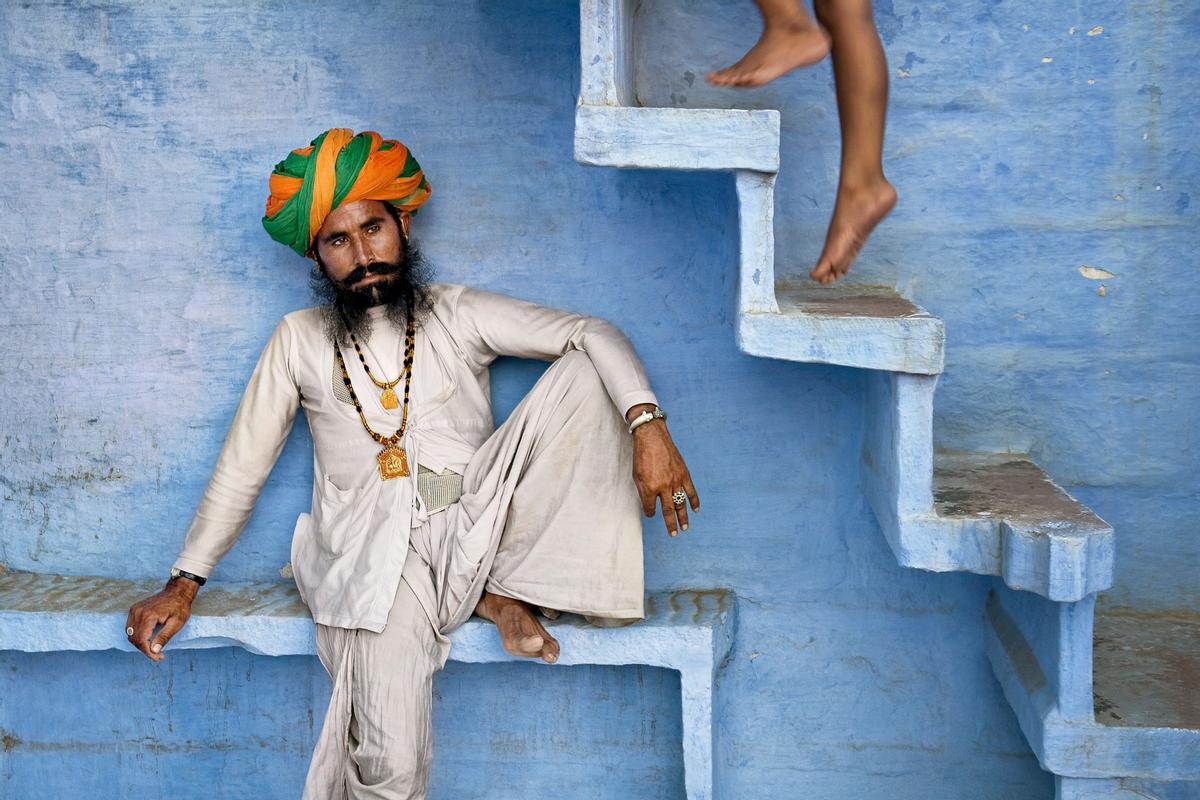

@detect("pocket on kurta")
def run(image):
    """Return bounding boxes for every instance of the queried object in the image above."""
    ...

[315,473,372,558]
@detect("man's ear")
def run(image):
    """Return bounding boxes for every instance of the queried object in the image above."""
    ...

[399,210,412,238]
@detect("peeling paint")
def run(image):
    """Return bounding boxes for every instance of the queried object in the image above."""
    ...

[1098,285,1107,297]
[1087,25,1104,36]
[1079,266,1116,280]
[897,51,926,80]
[1042,56,1054,63]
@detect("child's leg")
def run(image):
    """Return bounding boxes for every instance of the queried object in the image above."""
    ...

[707,0,831,87]
[810,0,896,284]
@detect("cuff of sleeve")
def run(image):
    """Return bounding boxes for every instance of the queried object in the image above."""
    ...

[618,390,659,418]
[171,555,213,581]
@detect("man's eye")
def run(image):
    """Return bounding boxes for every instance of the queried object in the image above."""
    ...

[367,225,381,234]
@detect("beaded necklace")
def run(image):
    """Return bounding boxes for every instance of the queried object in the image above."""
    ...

[334,316,416,480]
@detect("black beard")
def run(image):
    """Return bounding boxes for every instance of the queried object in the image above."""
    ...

[309,240,434,348]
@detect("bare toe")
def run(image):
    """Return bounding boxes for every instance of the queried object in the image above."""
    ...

[710,24,830,89]
[812,180,897,283]
[542,637,560,664]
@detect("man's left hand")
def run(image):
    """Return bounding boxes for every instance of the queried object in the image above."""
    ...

[626,404,699,536]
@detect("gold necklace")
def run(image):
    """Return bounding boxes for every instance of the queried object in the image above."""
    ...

[346,328,403,409]
[334,318,416,480]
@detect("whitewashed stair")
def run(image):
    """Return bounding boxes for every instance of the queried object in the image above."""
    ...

[575,0,1110,598]
[569,2,1200,799]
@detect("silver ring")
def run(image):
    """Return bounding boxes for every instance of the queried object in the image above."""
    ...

[672,490,687,507]
[125,626,135,637]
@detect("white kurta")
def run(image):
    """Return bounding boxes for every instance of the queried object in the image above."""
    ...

[173,283,658,798]
[171,282,657,632]
[303,348,645,798]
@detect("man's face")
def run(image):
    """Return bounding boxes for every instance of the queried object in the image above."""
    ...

[312,199,411,294]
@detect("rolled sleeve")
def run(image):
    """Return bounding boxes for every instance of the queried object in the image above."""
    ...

[454,285,658,416]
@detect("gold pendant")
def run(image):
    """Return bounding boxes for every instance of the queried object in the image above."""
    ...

[380,387,399,409]
[377,444,409,480]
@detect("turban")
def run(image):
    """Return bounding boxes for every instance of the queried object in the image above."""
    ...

[262,128,431,256]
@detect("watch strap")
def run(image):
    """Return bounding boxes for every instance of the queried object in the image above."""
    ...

[628,406,667,434]
[170,568,207,587]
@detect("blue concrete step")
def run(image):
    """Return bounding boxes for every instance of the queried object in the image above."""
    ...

[575,105,780,172]
[985,584,1200,791]
[1093,605,1200,732]
[859,357,1108,599]
[861,365,1114,602]
[0,569,735,800]
[738,281,945,375]
[575,3,951,376]
[932,453,1114,600]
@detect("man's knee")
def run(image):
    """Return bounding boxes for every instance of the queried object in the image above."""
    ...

[551,350,609,408]
[555,348,600,382]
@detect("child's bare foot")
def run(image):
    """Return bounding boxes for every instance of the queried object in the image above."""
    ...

[475,591,560,664]
[707,21,831,87]
[810,179,897,284]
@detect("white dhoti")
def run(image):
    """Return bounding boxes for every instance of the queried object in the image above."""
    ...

[302,351,645,799]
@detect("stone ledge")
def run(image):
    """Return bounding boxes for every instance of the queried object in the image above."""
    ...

[861,369,1114,602]
[930,454,1114,601]
[574,105,780,172]
[0,572,735,800]
[0,571,734,668]
[985,588,1200,782]
[738,282,945,375]
[879,453,1115,602]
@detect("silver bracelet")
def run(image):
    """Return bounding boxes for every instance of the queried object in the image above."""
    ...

[628,406,667,434]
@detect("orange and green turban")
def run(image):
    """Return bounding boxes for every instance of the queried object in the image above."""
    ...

[262,128,431,256]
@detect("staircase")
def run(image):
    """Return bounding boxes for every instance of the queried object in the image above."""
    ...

[575,1,1199,798]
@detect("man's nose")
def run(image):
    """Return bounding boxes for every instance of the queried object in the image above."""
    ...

[351,236,375,267]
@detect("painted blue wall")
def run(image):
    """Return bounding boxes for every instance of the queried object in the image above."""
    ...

[0,1,1193,798]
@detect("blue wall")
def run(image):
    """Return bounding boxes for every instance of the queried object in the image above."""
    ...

[0,1,1194,797]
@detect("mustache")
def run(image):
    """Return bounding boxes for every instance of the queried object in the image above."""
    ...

[339,260,403,287]
[310,239,435,349]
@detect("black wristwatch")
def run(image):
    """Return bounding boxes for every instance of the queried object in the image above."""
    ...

[169,567,207,587]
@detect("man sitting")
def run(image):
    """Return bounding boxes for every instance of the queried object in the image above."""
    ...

[125,128,699,799]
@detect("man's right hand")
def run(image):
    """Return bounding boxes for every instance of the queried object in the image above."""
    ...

[125,577,198,662]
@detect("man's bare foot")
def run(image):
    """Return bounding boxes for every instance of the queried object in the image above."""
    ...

[707,21,831,87]
[810,179,897,284]
[475,591,560,664]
